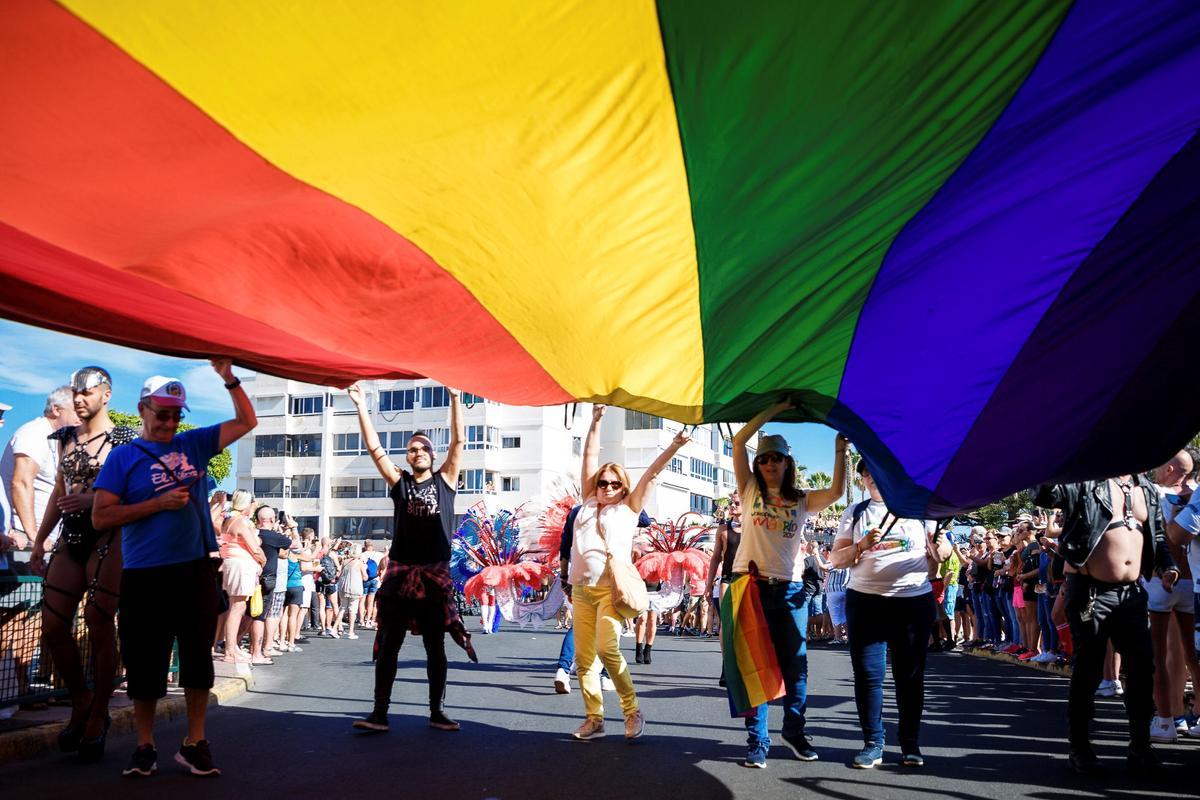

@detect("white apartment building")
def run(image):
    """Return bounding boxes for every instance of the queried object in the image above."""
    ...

[236,375,746,540]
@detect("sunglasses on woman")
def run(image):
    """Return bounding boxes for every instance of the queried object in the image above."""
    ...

[597,479,623,490]
[755,453,785,465]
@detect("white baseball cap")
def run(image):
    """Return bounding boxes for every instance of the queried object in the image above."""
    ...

[140,376,189,410]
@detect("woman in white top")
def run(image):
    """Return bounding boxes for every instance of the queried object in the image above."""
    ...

[337,544,368,640]
[829,459,950,769]
[565,404,688,742]
[730,400,847,769]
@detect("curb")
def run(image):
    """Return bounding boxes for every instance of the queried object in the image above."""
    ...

[960,645,1072,677]
[0,672,254,765]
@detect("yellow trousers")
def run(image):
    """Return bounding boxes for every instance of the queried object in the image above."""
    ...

[572,585,638,719]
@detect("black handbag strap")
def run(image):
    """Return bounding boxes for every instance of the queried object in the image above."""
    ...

[130,441,213,555]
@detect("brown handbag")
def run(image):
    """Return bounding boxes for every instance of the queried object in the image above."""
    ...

[596,512,648,619]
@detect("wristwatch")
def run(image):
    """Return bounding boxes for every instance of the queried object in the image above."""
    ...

[224,377,242,390]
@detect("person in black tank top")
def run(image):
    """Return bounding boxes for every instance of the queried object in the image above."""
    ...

[346,383,468,734]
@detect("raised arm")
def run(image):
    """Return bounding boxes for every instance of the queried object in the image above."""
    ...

[347,383,401,488]
[439,388,465,488]
[581,404,605,499]
[805,435,850,514]
[212,358,257,450]
[627,428,690,513]
[732,400,793,494]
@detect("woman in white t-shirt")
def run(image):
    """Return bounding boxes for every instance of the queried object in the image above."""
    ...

[730,401,847,769]
[829,459,950,769]
[564,404,688,743]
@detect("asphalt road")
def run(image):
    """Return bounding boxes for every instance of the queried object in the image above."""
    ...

[2,625,1193,799]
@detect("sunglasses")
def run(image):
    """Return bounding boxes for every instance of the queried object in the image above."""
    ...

[407,445,431,454]
[147,406,184,422]
[597,479,624,490]
[755,453,785,465]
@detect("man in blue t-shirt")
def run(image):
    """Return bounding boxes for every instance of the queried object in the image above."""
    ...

[93,360,256,779]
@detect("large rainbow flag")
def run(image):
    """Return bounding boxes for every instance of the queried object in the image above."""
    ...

[2,1,1198,517]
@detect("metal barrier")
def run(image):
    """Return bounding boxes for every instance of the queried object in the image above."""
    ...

[0,575,167,709]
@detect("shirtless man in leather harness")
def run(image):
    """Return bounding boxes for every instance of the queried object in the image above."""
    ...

[1035,473,1179,776]
[30,367,138,761]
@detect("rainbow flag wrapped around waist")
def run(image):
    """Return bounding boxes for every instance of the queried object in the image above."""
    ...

[721,571,784,717]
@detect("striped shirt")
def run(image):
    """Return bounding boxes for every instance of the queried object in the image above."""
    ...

[825,567,850,594]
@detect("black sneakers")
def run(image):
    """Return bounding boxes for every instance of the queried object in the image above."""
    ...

[782,733,819,761]
[429,710,461,731]
[175,740,220,776]
[353,710,390,732]
[122,744,157,778]
[1068,747,1102,775]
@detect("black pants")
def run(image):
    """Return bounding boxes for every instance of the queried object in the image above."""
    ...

[119,558,218,700]
[372,593,448,714]
[1064,574,1154,751]
[845,589,937,750]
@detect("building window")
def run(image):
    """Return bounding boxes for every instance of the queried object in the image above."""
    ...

[255,395,285,416]
[721,468,735,488]
[330,516,394,539]
[386,430,415,455]
[723,438,733,457]
[253,478,284,498]
[293,516,318,535]
[333,433,362,455]
[290,395,324,416]
[501,435,521,449]
[425,427,450,453]
[626,411,663,430]
[502,476,521,492]
[690,458,715,482]
[459,469,496,494]
[331,483,357,499]
[358,478,388,499]
[378,389,415,412]
[254,434,286,457]
[689,493,713,515]
[461,392,490,405]
[420,386,450,408]
[667,457,684,474]
[291,434,322,457]
[465,425,500,450]
[290,474,320,499]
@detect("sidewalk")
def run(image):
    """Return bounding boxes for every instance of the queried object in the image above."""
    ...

[0,662,253,764]
[961,643,1072,676]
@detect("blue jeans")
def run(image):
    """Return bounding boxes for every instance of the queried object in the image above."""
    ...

[1005,591,1021,645]
[745,580,809,749]
[846,589,937,750]
[557,626,608,678]
[973,587,995,642]
[990,591,1010,643]
[1036,591,1057,651]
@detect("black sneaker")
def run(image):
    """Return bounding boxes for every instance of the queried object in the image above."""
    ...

[1068,747,1102,775]
[782,733,819,761]
[175,739,220,776]
[122,744,157,778]
[429,710,461,731]
[352,711,390,732]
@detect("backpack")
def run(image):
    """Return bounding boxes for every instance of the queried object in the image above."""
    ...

[320,555,337,584]
[365,556,378,580]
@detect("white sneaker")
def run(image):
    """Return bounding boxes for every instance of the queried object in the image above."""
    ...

[572,718,605,740]
[1188,721,1200,739]
[600,675,616,692]
[346,633,359,640]
[1113,681,1124,697]
[554,668,571,695]
[620,630,634,638]
[1095,680,1117,698]
[1150,716,1177,743]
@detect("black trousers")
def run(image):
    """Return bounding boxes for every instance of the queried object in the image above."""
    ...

[372,593,448,714]
[1063,574,1154,751]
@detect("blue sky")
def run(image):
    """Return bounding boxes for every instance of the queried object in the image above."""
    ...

[1,318,842,491]
[0,319,240,486]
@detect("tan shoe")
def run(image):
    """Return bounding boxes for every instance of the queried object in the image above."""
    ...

[624,710,645,740]
[572,718,605,740]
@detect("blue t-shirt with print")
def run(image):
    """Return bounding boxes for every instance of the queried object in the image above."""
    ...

[94,425,222,569]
